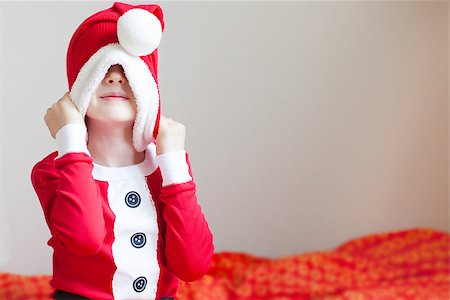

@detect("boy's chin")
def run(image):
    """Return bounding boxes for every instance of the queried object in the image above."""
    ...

[86,113,136,124]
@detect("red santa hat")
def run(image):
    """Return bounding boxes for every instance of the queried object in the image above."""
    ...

[66,2,165,152]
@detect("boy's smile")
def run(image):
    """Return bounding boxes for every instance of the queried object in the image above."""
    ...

[99,91,130,101]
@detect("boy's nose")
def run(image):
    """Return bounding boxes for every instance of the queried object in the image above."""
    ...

[104,65,127,85]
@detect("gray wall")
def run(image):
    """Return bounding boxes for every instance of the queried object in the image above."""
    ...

[0,1,448,275]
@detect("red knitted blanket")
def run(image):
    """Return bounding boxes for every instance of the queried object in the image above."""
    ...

[1,228,448,299]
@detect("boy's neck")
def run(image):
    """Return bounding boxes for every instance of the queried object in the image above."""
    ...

[86,118,145,167]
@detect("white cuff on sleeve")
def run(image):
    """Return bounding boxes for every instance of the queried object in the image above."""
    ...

[156,150,192,187]
[55,123,90,159]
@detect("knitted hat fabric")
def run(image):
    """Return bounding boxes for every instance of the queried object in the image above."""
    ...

[66,2,165,152]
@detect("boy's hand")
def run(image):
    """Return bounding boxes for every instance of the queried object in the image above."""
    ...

[44,92,85,139]
[156,116,186,155]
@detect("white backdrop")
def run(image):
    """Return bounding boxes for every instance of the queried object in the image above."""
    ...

[0,1,448,275]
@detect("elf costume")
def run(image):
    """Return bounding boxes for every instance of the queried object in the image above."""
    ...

[31,2,214,299]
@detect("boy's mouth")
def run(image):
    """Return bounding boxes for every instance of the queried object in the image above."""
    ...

[99,92,129,101]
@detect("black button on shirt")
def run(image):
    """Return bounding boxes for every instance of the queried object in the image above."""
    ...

[133,277,147,293]
[125,191,141,208]
[131,233,146,248]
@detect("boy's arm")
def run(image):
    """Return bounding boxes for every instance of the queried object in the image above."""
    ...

[156,151,214,282]
[31,124,106,256]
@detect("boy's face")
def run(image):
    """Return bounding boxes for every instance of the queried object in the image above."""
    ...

[86,64,137,124]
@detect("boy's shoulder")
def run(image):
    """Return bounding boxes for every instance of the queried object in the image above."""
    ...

[31,151,94,187]
[32,151,88,171]
[36,151,94,166]
[31,151,59,188]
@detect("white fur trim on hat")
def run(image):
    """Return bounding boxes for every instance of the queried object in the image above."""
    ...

[117,9,162,57]
[69,43,159,152]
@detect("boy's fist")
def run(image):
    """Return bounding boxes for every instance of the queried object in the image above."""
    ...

[156,116,186,155]
[44,92,85,139]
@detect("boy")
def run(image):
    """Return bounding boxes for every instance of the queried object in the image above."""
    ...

[31,2,214,299]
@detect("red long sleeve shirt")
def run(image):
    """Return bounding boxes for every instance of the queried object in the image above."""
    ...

[31,142,214,299]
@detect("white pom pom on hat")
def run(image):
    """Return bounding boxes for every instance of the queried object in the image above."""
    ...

[117,8,163,57]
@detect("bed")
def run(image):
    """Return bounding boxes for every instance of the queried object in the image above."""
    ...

[1,228,448,299]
